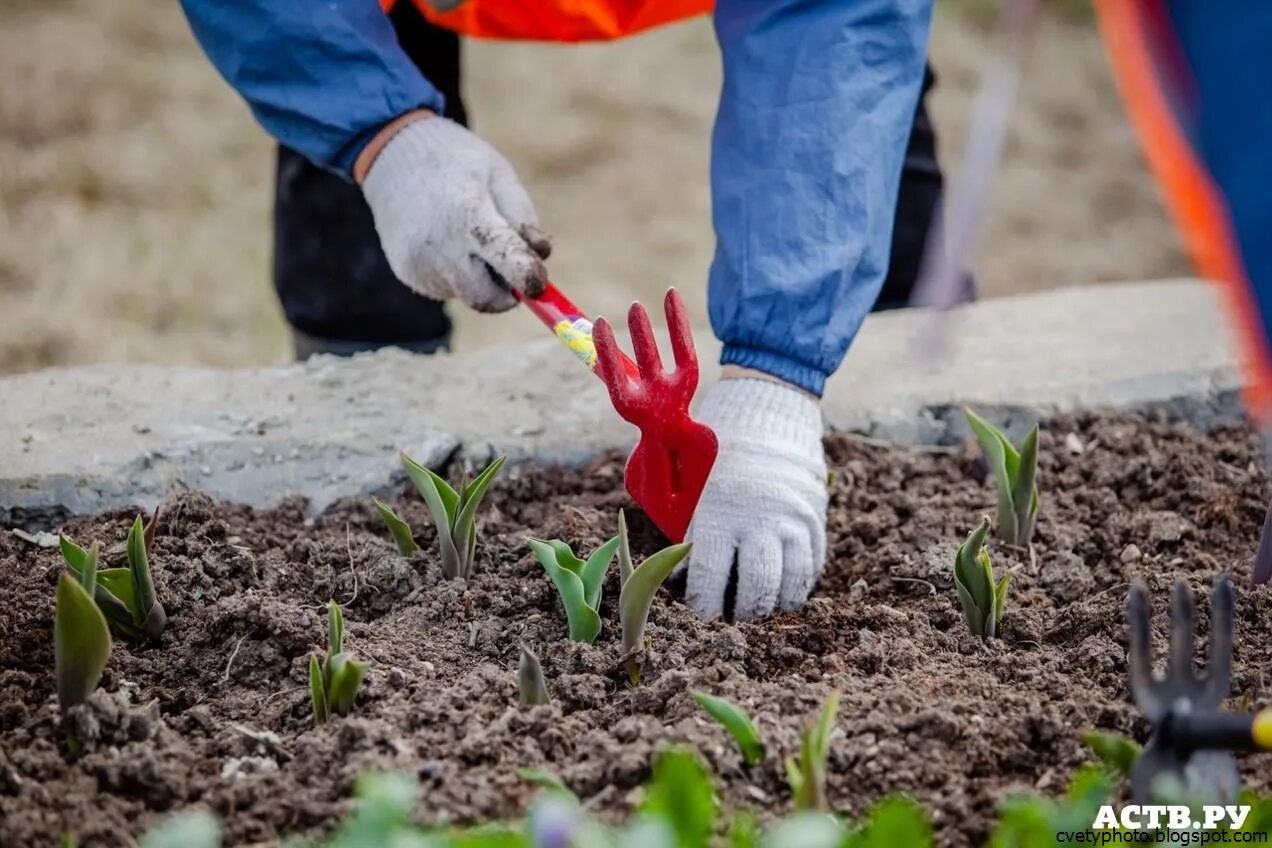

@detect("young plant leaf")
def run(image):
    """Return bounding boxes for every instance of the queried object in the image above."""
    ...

[579,535,620,611]
[450,455,505,578]
[1011,425,1040,544]
[126,514,167,642]
[327,600,345,656]
[691,690,765,766]
[310,601,365,724]
[964,408,1040,546]
[516,767,573,797]
[373,498,418,556]
[617,509,634,587]
[54,570,111,713]
[530,539,602,643]
[325,653,367,717]
[62,537,142,639]
[638,748,717,848]
[402,452,463,577]
[1080,729,1141,779]
[954,518,1008,639]
[619,542,690,686]
[309,654,328,726]
[789,691,840,812]
[76,541,98,599]
[59,535,90,574]
[846,795,933,847]
[518,645,550,707]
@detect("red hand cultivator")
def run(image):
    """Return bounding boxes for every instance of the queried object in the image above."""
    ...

[517,283,718,542]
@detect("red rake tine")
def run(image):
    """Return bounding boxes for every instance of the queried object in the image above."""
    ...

[592,292,718,541]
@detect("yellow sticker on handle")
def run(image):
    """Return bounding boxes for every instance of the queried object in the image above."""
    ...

[553,318,597,368]
[1254,708,1272,751]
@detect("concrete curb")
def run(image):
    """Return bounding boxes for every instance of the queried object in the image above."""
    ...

[0,280,1243,526]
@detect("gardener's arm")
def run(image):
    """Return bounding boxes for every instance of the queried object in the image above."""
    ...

[179,0,549,310]
[686,0,933,619]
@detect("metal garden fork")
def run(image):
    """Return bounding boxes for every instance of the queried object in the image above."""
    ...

[1128,576,1272,803]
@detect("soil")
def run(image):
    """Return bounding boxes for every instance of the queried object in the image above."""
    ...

[3,411,1272,848]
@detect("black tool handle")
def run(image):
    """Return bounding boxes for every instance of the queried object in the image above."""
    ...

[1174,708,1272,753]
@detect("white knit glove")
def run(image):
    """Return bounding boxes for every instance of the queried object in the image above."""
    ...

[361,117,550,313]
[684,378,828,619]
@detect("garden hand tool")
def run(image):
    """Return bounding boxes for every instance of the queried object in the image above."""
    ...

[516,283,718,542]
[1127,576,1272,803]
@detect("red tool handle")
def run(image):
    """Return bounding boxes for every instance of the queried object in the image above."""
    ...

[516,283,640,380]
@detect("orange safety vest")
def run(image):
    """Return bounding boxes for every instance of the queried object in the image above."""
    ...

[380,0,712,42]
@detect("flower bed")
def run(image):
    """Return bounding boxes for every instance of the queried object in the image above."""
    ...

[2,412,1271,846]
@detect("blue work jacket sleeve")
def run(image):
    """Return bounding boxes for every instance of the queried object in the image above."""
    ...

[708,0,933,396]
[178,0,445,177]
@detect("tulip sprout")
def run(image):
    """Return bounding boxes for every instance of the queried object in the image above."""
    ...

[518,645,550,707]
[954,517,1011,639]
[964,408,1039,546]
[55,542,111,755]
[618,511,690,686]
[529,534,622,643]
[399,453,505,579]
[60,509,167,643]
[691,691,765,767]
[373,499,418,556]
[786,690,840,812]
[309,601,367,726]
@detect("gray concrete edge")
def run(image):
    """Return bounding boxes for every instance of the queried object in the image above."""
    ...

[0,280,1248,528]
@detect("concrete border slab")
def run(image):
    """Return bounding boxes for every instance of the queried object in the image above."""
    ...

[0,280,1244,525]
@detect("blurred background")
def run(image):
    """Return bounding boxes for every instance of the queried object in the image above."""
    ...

[0,1,1189,374]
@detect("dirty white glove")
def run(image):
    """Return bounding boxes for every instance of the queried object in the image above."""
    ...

[685,378,828,619]
[361,117,550,312]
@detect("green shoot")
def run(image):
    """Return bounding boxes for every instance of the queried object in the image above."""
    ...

[372,498,418,556]
[954,517,1011,639]
[964,408,1039,546]
[638,748,717,848]
[60,509,167,643]
[1080,729,1141,780]
[842,796,933,847]
[517,767,573,797]
[310,601,367,725]
[529,534,621,643]
[786,690,840,812]
[518,645,550,707]
[619,512,690,686]
[55,543,112,716]
[690,691,765,767]
[401,453,504,579]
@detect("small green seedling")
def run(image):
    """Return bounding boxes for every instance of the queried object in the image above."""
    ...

[954,517,1011,639]
[372,498,418,556]
[401,453,504,579]
[529,533,622,643]
[1081,729,1142,780]
[618,510,690,686]
[964,408,1039,546]
[60,510,167,643]
[691,691,765,767]
[309,601,368,726]
[55,542,112,756]
[518,645,550,707]
[786,690,841,812]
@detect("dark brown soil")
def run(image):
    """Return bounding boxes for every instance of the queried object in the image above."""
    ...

[3,411,1272,847]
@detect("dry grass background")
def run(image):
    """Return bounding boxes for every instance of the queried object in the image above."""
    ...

[0,1,1189,373]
